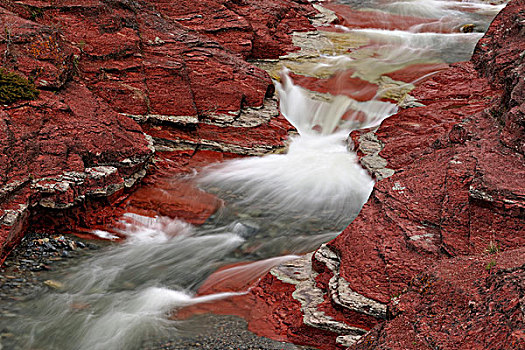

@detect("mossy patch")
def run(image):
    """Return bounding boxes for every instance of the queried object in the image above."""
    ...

[0,69,39,105]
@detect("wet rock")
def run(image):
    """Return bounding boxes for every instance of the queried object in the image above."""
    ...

[354,132,394,181]
[232,222,260,239]
[0,0,319,260]
[460,23,476,33]
[0,230,100,310]
[43,280,63,290]
[240,1,525,349]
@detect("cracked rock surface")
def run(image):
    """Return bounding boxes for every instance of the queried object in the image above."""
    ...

[0,0,319,261]
[236,1,524,349]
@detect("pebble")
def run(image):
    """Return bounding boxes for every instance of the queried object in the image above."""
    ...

[43,280,64,290]
[141,314,317,350]
[0,231,101,306]
[0,231,103,349]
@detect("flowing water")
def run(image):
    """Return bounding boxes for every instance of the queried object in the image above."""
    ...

[0,1,508,349]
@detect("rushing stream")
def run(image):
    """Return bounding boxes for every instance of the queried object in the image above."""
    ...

[0,1,507,349]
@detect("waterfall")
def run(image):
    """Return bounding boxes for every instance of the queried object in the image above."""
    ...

[197,69,397,229]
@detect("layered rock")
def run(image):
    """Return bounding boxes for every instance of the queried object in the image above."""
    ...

[473,0,525,155]
[221,1,524,348]
[355,248,525,349]
[0,0,318,261]
[153,0,316,59]
[0,64,154,262]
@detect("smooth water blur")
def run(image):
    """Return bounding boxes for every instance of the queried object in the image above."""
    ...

[2,1,509,349]
[275,68,398,134]
[381,0,505,18]
[14,206,340,349]
[335,0,506,34]
[19,216,246,349]
[343,30,484,80]
[196,70,397,232]
[331,0,508,80]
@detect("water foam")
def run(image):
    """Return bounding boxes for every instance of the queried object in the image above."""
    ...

[75,288,243,350]
[23,215,246,350]
[380,0,506,18]
[198,71,397,227]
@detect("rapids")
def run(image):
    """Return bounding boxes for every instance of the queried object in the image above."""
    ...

[0,1,508,349]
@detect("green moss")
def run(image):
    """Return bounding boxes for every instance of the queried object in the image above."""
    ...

[485,241,500,255]
[0,68,39,105]
[486,260,497,271]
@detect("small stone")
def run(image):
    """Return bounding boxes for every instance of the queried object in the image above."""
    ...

[43,242,57,251]
[231,222,260,238]
[460,24,476,33]
[43,280,64,290]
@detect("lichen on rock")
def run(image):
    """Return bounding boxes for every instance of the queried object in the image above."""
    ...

[0,68,39,104]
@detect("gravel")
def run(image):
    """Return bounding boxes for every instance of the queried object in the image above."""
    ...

[142,314,318,350]
[0,231,101,302]
[0,233,319,350]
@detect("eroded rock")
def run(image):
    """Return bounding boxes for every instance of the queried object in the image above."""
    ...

[1,0,318,261]
[241,1,525,349]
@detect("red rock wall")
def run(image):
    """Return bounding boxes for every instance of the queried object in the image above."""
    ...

[235,1,525,348]
[0,0,316,262]
[472,0,525,155]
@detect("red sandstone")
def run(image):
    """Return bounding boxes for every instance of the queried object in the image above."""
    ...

[202,1,525,349]
[0,0,312,261]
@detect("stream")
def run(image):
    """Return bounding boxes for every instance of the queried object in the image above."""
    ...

[0,1,507,349]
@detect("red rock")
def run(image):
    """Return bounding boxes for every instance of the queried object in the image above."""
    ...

[0,81,154,262]
[154,0,316,59]
[385,63,450,85]
[124,179,222,226]
[237,1,525,348]
[0,0,314,261]
[120,150,231,226]
[378,62,500,170]
[472,0,525,155]
[141,112,292,155]
[354,248,525,350]
[324,3,456,33]
[290,71,379,102]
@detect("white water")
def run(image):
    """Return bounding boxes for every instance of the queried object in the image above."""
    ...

[2,1,508,349]
[379,0,506,18]
[276,68,398,133]
[331,0,506,80]
[197,70,397,228]
[347,29,484,79]
[382,0,506,18]
[22,215,247,349]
